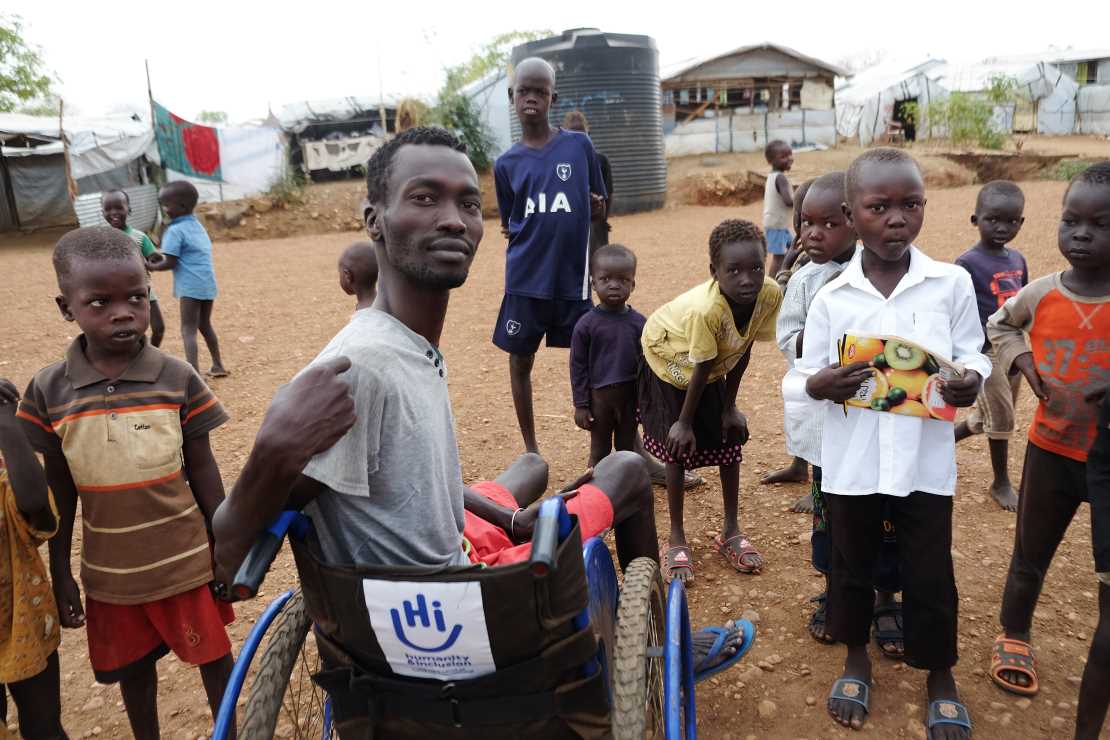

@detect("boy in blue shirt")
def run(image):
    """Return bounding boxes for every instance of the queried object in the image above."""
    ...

[150,181,228,377]
[494,57,606,453]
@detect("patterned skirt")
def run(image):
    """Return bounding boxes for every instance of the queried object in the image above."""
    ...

[637,363,744,470]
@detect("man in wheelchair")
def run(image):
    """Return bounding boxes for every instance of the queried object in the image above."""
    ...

[212,127,749,737]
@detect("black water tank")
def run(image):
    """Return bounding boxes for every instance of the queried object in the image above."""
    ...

[510,29,666,214]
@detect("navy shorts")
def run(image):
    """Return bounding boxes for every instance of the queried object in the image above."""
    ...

[492,294,592,355]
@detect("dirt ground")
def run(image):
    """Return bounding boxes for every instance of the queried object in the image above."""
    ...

[0,178,1104,739]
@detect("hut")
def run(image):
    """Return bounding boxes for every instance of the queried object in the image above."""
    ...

[660,43,847,156]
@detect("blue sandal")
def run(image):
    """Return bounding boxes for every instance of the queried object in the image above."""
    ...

[692,618,756,683]
[927,699,972,739]
[828,677,870,718]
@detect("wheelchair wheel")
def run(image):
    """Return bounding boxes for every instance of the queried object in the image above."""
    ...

[611,557,666,739]
[240,591,336,739]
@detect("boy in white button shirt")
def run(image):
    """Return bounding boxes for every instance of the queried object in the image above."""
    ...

[797,149,989,739]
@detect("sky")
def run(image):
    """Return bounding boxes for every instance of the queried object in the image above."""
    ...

[7,0,1107,124]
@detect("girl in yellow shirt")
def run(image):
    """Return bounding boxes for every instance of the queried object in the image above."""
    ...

[639,220,782,584]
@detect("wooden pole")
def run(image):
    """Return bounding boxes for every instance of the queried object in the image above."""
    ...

[59,99,78,202]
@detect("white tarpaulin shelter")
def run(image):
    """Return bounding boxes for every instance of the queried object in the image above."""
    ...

[835,59,946,146]
[932,61,1077,135]
[0,113,154,231]
[462,69,513,159]
[1078,84,1110,134]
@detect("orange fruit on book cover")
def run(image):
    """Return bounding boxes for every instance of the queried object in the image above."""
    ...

[923,375,957,421]
[846,367,890,408]
[889,399,930,418]
[843,336,886,364]
[882,368,930,400]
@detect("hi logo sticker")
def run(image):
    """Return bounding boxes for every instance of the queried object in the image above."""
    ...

[363,579,495,680]
[556,162,572,181]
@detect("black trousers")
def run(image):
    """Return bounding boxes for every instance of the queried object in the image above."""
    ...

[827,492,958,670]
[1000,442,1091,633]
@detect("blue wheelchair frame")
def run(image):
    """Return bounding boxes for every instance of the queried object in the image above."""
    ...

[213,497,697,739]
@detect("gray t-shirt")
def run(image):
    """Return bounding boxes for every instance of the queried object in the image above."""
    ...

[301,309,467,569]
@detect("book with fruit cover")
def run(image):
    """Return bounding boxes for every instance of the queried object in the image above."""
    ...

[837,334,965,422]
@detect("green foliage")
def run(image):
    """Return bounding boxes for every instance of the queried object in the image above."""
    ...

[0,15,53,113]
[900,101,918,126]
[926,75,1020,150]
[197,110,229,125]
[431,30,550,173]
[16,91,62,116]
[266,167,306,208]
[1052,159,1093,181]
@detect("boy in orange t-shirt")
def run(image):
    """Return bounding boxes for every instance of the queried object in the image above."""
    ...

[986,163,1110,727]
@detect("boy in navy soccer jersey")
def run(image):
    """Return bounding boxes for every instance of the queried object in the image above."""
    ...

[494,57,607,454]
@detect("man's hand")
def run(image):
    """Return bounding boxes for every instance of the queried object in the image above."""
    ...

[500,223,510,240]
[146,252,166,269]
[721,408,750,445]
[806,362,873,402]
[255,356,357,473]
[0,378,18,420]
[666,420,696,461]
[940,370,981,408]
[1013,352,1049,401]
[590,193,605,220]
[574,407,594,431]
[52,574,85,628]
[507,489,581,544]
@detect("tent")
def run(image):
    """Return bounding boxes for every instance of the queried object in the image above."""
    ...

[835,59,947,146]
[461,69,513,159]
[932,61,1077,136]
[0,113,154,231]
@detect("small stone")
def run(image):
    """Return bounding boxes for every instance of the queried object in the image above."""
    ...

[757,699,777,719]
[906,718,927,739]
[1058,701,1072,711]
[1016,698,1032,710]
[739,665,762,684]
[757,660,775,672]
[989,701,1006,711]
[1050,716,1067,730]
[1068,675,1083,687]
[1000,713,1012,726]
[768,653,783,665]
[972,667,985,677]
[806,696,817,706]
[82,697,105,711]
[734,693,743,700]
[91,729,102,737]
[904,702,919,717]
[899,680,914,691]
[741,609,761,624]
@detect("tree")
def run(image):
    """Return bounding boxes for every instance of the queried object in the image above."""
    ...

[0,15,53,113]
[197,110,229,125]
[432,29,551,172]
[926,75,1020,149]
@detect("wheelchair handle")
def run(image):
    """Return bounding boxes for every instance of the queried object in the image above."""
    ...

[231,511,303,600]
[529,497,573,577]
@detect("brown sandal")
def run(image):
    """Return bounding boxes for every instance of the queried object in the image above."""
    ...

[715,533,762,574]
[989,635,1039,696]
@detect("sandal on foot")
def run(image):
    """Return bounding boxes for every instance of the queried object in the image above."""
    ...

[715,533,762,574]
[693,618,756,683]
[649,469,705,490]
[989,635,1038,696]
[872,602,905,660]
[926,699,972,739]
[808,593,835,645]
[827,678,870,721]
[661,544,693,585]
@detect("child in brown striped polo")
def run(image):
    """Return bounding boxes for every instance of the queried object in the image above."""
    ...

[17,226,236,739]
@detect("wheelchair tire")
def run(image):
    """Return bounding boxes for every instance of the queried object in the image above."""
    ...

[240,590,335,739]
[611,557,666,739]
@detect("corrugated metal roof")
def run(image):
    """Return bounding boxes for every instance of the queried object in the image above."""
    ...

[74,184,160,234]
[662,43,849,85]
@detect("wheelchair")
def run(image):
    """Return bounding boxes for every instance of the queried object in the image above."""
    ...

[212,497,755,739]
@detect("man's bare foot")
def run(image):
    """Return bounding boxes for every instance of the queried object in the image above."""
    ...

[991,479,1018,511]
[761,457,809,485]
[791,493,815,513]
[828,645,872,730]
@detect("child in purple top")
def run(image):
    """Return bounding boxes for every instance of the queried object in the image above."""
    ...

[954,180,1029,511]
[570,244,646,466]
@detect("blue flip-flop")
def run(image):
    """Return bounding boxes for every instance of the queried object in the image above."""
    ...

[693,618,755,683]
[828,677,870,718]
[927,699,972,739]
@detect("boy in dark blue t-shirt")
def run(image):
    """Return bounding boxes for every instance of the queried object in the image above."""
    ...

[494,57,607,453]
[953,180,1029,511]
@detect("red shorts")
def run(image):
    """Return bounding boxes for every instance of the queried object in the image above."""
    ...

[85,583,235,683]
[465,482,614,567]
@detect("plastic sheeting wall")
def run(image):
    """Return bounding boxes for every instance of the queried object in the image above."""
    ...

[665,109,836,156]
[838,74,944,146]
[1078,84,1110,134]
[163,126,286,203]
[5,154,73,229]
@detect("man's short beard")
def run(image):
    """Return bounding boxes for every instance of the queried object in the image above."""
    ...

[393,259,467,290]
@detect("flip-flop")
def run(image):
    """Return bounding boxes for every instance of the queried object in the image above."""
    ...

[926,699,972,739]
[660,544,693,585]
[206,369,230,378]
[872,602,905,660]
[693,618,756,683]
[649,469,705,490]
[715,533,762,574]
[827,677,870,720]
[989,635,1038,696]
[808,593,836,645]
